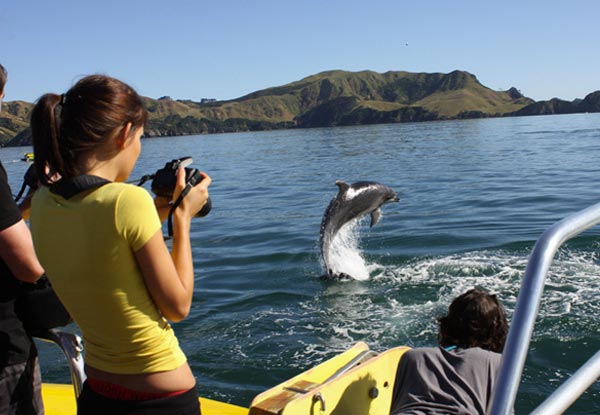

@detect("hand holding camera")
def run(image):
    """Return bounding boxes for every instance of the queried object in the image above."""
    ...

[151,157,212,218]
[150,157,211,239]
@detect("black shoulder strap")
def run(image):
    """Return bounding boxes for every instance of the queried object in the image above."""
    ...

[50,175,111,199]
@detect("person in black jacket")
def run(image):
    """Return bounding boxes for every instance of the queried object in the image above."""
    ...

[0,63,46,415]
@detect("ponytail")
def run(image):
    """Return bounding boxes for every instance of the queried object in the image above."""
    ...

[30,75,148,185]
[31,94,67,185]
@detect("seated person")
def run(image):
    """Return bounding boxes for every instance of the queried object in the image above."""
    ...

[390,288,508,415]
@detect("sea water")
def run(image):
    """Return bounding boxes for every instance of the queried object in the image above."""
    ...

[3,113,600,413]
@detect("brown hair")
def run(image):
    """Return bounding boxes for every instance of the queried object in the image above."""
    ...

[438,288,508,353]
[30,75,148,185]
[0,64,7,95]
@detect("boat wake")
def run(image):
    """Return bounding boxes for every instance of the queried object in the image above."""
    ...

[309,245,600,357]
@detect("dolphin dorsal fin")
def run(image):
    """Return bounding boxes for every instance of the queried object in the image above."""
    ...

[370,208,381,227]
[335,180,350,194]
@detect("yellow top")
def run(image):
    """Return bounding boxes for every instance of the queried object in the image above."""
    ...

[31,183,186,374]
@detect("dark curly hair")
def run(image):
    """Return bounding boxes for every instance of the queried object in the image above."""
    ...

[438,288,508,353]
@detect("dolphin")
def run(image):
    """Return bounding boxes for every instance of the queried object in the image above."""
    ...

[319,180,400,279]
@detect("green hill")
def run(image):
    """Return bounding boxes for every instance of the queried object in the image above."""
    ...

[0,101,33,145]
[138,69,536,135]
[511,90,600,116]
[209,70,533,123]
[0,68,585,147]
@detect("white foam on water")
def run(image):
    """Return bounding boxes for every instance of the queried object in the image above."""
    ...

[215,245,600,372]
[325,218,370,280]
[305,246,600,359]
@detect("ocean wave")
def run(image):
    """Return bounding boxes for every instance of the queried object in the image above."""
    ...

[311,245,600,351]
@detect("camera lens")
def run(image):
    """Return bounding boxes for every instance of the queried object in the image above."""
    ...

[196,197,212,217]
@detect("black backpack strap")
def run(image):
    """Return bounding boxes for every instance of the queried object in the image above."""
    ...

[50,175,111,199]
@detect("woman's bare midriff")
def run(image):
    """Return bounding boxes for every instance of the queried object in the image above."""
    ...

[85,362,196,393]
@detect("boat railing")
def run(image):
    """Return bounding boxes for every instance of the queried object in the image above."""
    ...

[322,349,379,383]
[490,202,600,415]
[34,329,86,398]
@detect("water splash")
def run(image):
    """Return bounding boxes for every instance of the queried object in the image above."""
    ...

[323,217,372,280]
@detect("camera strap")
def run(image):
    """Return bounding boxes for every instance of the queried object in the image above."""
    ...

[14,181,29,202]
[50,175,111,199]
[14,164,40,202]
[166,182,194,238]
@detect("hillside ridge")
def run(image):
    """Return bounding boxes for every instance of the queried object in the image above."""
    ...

[1,69,597,146]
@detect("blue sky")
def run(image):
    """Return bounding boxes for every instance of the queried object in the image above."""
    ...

[2,0,599,103]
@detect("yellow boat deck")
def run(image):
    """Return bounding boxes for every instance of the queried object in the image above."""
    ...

[42,342,408,415]
[249,342,409,415]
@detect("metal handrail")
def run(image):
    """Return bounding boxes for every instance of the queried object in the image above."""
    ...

[35,329,86,398]
[490,202,600,415]
[323,350,378,384]
[530,350,600,415]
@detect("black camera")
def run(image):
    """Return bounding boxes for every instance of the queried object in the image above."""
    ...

[151,157,211,217]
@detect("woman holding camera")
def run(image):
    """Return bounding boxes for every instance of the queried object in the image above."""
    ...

[29,75,211,415]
